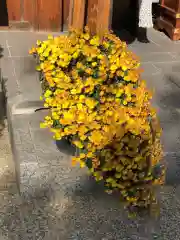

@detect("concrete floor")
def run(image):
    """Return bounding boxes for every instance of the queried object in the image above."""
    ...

[0,28,180,239]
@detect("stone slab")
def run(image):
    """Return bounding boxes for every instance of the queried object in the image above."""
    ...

[6,31,67,57]
[3,29,180,239]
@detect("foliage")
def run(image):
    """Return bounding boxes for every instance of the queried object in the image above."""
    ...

[30,27,164,208]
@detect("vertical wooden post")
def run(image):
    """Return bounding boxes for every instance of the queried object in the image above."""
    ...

[63,0,70,30]
[69,0,86,30]
[6,0,22,21]
[23,0,34,24]
[69,0,112,35]
[86,0,98,34]
[87,0,112,35]
[68,0,74,29]
[35,0,63,31]
[96,0,112,33]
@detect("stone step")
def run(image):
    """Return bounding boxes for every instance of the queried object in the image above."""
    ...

[0,122,16,190]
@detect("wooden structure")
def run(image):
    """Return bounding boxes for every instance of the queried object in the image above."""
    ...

[5,0,70,31]
[3,0,112,34]
[4,0,174,42]
[69,0,112,34]
[157,0,180,40]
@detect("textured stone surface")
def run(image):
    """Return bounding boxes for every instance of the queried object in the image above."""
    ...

[2,28,180,239]
[0,124,16,190]
[2,183,180,239]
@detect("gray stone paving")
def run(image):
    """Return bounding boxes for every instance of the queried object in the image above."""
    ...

[1,28,180,239]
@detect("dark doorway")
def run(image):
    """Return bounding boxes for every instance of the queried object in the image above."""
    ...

[111,0,137,44]
[111,0,160,44]
[0,0,8,26]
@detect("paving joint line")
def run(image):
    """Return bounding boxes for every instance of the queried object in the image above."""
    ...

[6,39,22,93]
[167,75,180,89]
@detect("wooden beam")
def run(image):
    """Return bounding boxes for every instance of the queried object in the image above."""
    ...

[6,0,21,21]
[68,0,74,28]
[96,0,112,33]
[23,0,34,24]
[87,0,98,34]
[35,0,63,31]
[63,0,70,29]
[69,0,86,30]
[87,0,112,35]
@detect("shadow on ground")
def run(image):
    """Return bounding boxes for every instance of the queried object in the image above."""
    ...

[0,46,7,134]
[150,74,180,185]
[160,75,180,109]
[0,176,161,240]
[0,83,7,134]
[0,45,3,59]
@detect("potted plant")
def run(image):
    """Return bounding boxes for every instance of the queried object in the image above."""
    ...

[30,27,165,209]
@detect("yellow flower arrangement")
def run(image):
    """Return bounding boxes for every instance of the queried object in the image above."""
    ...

[30,27,164,209]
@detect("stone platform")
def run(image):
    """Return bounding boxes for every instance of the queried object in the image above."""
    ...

[1,29,180,239]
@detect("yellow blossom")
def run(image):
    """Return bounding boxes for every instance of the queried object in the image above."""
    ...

[73,141,84,149]
[92,62,97,67]
[31,28,163,209]
[90,36,100,46]
[85,98,97,109]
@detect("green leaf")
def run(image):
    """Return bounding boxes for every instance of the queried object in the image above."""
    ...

[53,120,63,129]
[85,158,92,169]
[92,71,99,79]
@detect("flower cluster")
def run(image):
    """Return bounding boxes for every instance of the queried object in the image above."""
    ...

[30,28,164,208]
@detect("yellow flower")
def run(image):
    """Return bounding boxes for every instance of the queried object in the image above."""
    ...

[85,98,97,109]
[71,89,79,94]
[117,70,124,77]
[72,157,79,166]
[60,112,74,125]
[77,103,84,110]
[79,153,86,159]
[92,62,97,67]
[48,35,53,40]
[89,131,103,145]
[78,125,88,134]
[79,95,85,101]
[79,160,86,168]
[64,112,74,120]
[78,112,86,122]
[54,131,62,140]
[87,57,92,62]
[87,152,94,158]
[116,89,124,98]
[110,64,118,71]
[73,51,79,58]
[103,41,110,49]
[29,47,36,54]
[77,62,84,69]
[80,135,87,141]
[45,116,51,121]
[40,122,48,128]
[97,54,103,59]
[85,68,93,74]
[83,33,90,40]
[90,36,100,46]
[122,65,128,71]
[36,40,42,46]
[73,141,84,149]
[52,112,59,120]
[62,102,70,109]
[32,30,163,208]
[44,89,52,98]
[123,100,128,105]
